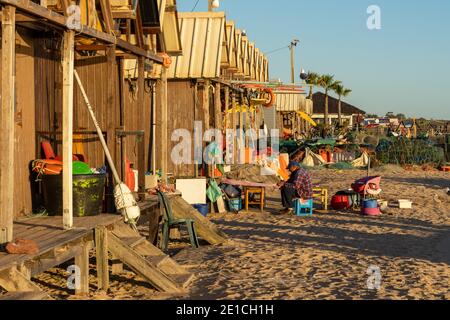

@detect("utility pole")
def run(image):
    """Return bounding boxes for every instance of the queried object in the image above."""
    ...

[289,39,299,84]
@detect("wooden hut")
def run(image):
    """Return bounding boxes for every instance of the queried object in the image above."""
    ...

[0,0,202,298]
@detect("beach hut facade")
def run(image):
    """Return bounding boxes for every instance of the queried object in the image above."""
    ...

[0,0,192,296]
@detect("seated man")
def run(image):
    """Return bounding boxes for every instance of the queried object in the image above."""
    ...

[278,161,313,214]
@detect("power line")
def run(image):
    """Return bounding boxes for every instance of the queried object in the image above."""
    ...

[264,45,289,56]
[191,0,201,11]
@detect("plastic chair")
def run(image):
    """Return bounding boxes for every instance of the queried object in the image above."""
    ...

[351,176,382,199]
[293,199,314,217]
[157,190,199,251]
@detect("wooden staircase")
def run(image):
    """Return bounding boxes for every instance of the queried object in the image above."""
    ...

[106,221,194,293]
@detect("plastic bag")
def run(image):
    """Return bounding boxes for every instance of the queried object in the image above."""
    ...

[206,179,223,203]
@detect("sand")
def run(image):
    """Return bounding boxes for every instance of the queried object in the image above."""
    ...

[30,166,450,300]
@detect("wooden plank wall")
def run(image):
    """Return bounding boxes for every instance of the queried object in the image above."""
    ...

[155,80,200,178]
[0,28,36,218]
[35,40,151,174]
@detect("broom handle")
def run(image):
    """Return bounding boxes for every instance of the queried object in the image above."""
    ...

[74,70,121,185]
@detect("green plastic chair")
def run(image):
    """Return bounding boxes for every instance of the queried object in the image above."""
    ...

[157,190,200,251]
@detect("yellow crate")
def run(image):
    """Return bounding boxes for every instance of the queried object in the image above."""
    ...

[313,187,328,211]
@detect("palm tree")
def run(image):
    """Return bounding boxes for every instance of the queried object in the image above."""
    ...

[318,74,341,128]
[334,84,352,126]
[305,71,320,99]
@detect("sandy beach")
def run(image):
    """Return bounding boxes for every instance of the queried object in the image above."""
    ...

[30,166,450,300]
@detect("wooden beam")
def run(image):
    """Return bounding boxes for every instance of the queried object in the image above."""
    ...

[107,231,182,293]
[60,0,69,16]
[116,38,163,63]
[0,268,29,291]
[62,30,75,230]
[0,5,15,244]
[224,86,230,130]
[95,226,109,291]
[0,0,163,62]
[74,241,91,295]
[239,94,245,164]
[231,91,237,164]
[105,45,116,213]
[159,67,168,182]
[137,56,146,196]
[203,80,211,131]
[111,10,136,19]
[0,267,51,299]
[214,82,222,131]
[99,0,114,34]
[135,5,144,49]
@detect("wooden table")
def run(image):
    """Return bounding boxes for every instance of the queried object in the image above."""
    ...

[243,186,265,212]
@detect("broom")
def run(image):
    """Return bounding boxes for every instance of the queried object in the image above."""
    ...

[74,70,140,229]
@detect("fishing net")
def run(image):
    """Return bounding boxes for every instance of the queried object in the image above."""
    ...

[376,137,445,165]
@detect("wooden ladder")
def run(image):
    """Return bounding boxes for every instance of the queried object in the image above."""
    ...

[104,221,194,293]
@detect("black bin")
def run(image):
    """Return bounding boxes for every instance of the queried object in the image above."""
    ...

[41,174,106,217]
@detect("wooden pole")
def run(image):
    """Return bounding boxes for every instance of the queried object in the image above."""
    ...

[224,86,230,130]
[203,80,210,131]
[95,226,109,291]
[0,5,15,244]
[160,67,168,182]
[239,94,245,164]
[137,56,146,196]
[62,31,75,230]
[214,82,221,130]
[231,91,237,164]
[105,45,116,212]
[290,44,295,84]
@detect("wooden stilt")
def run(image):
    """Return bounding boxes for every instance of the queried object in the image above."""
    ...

[74,242,90,295]
[214,82,222,130]
[0,5,15,244]
[224,86,230,130]
[95,226,109,291]
[105,45,116,213]
[160,67,168,182]
[231,91,237,164]
[137,56,146,197]
[203,80,211,131]
[62,30,75,230]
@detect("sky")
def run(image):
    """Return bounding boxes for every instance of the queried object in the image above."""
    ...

[178,0,450,119]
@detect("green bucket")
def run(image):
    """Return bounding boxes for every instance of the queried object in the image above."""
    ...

[41,174,106,217]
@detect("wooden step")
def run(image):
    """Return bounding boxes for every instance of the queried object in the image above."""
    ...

[145,255,170,268]
[108,221,195,291]
[121,236,146,248]
[0,291,51,300]
[107,232,183,293]
[168,273,195,289]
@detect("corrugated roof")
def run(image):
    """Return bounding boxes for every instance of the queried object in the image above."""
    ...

[167,12,226,79]
[274,91,307,112]
[159,0,183,55]
[233,29,243,76]
[226,21,238,71]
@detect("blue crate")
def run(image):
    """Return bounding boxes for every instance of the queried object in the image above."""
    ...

[227,198,242,212]
[293,199,314,217]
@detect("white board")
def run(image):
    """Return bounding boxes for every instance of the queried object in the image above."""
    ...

[176,178,207,204]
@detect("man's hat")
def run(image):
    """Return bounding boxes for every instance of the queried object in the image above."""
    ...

[287,161,300,169]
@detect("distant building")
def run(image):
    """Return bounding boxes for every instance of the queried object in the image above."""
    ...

[311,92,365,127]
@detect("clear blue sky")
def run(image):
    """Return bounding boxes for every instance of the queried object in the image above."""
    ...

[178,0,450,119]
